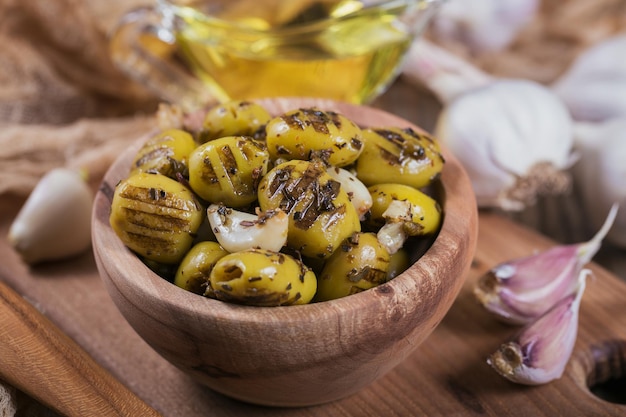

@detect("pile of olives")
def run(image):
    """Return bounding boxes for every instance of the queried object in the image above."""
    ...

[109,101,445,306]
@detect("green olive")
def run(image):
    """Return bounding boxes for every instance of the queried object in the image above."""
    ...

[130,129,197,179]
[174,241,229,294]
[188,136,269,207]
[258,160,361,259]
[368,183,442,235]
[110,172,205,264]
[265,108,364,167]
[387,248,410,280]
[207,248,317,306]
[355,127,445,188]
[200,101,271,142]
[315,232,390,301]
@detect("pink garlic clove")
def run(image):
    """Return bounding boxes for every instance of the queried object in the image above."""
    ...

[487,269,588,385]
[474,204,617,324]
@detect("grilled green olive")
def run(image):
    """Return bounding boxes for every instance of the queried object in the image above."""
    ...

[200,100,271,142]
[315,233,390,302]
[258,160,361,259]
[368,183,441,235]
[174,241,229,294]
[110,172,204,264]
[265,108,364,167]
[355,127,445,188]
[387,248,410,280]
[206,248,317,306]
[130,129,196,179]
[188,136,269,207]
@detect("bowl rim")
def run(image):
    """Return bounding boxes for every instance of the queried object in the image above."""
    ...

[92,97,478,326]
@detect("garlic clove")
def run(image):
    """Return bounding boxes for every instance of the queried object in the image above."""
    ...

[207,204,288,253]
[376,199,417,255]
[475,203,618,324]
[325,166,372,221]
[8,168,93,264]
[487,269,588,385]
[377,221,407,256]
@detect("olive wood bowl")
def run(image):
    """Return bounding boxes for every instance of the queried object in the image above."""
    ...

[92,98,478,407]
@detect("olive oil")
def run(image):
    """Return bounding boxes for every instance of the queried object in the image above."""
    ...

[172,0,415,103]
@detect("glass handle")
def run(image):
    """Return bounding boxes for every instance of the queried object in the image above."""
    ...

[109,6,217,111]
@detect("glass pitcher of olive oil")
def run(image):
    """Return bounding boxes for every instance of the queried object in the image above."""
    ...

[110,0,443,108]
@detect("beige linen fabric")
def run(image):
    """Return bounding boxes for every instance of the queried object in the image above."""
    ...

[0,0,157,196]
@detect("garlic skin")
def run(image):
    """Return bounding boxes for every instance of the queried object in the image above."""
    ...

[573,119,626,248]
[475,204,617,324]
[435,79,574,211]
[430,0,540,54]
[487,270,588,385]
[8,168,93,264]
[552,34,626,122]
[206,204,288,253]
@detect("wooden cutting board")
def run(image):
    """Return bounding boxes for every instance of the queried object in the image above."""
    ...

[1,193,625,416]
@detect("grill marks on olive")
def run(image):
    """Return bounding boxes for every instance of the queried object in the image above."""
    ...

[148,187,167,201]
[201,156,219,184]
[121,185,201,214]
[250,166,264,193]
[197,139,266,198]
[120,207,192,232]
[373,128,429,164]
[134,147,174,170]
[125,231,177,256]
[346,265,387,284]
[213,288,296,307]
[350,137,363,151]
[283,108,342,134]
[207,248,317,306]
[212,280,302,307]
[267,163,342,230]
[116,188,199,260]
[220,145,238,175]
[342,235,387,284]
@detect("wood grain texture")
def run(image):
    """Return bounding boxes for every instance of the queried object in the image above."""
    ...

[0,280,162,417]
[91,98,479,406]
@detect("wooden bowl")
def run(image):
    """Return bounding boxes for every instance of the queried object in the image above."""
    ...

[92,98,478,407]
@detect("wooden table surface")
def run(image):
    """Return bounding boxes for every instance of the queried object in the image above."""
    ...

[1,83,625,416]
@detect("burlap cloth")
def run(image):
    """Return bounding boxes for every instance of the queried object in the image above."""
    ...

[0,0,624,414]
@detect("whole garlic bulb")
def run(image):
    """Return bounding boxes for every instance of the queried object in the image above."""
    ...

[572,118,626,248]
[552,34,626,122]
[435,79,574,211]
[403,39,575,211]
[8,168,93,264]
[429,0,540,53]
